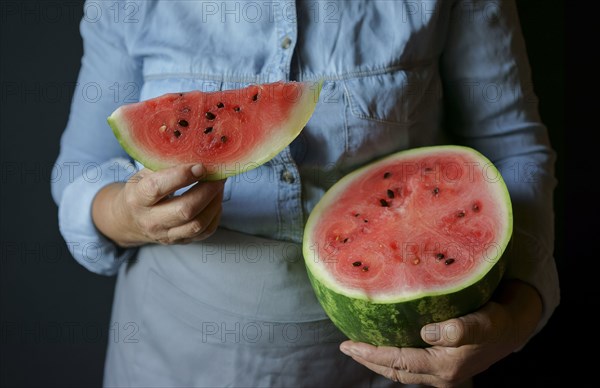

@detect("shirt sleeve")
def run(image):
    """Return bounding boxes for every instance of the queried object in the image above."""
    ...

[51,1,143,275]
[440,0,560,337]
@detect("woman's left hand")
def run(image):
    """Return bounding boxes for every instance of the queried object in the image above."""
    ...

[340,280,542,387]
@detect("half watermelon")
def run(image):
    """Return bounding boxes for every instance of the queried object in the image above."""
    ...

[108,81,321,179]
[303,146,512,347]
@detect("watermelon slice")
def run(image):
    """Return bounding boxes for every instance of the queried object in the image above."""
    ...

[303,146,512,347]
[108,81,321,179]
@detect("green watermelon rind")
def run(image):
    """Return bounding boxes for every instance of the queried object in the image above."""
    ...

[303,145,512,347]
[306,251,506,347]
[108,81,323,180]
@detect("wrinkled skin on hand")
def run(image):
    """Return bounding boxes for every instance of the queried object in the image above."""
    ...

[340,281,542,388]
[93,163,225,247]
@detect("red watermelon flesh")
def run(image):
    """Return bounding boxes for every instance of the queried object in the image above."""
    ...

[315,150,503,296]
[108,81,321,179]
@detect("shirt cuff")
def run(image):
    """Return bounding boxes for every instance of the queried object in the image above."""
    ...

[58,158,138,275]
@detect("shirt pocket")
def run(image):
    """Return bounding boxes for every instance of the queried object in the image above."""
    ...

[339,62,440,171]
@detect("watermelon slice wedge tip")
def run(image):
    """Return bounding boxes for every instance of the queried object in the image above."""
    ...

[108,81,321,179]
[303,146,512,347]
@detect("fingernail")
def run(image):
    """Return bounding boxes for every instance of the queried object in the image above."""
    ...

[339,343,351,356]
[421,324,441,343]
[443,323,459,342]
[340,343,362,358]
[191,164,204,178]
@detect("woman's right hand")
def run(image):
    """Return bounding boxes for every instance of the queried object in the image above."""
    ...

[92,163,225,247]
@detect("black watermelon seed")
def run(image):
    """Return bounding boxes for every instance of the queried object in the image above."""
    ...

[444,258,455,265]
[178,119,188,127]
[204,127,213,134]
[178,93,183,97]
[221,136,228,143]
[457,211,465,218]
[343,238,349,243]
[383,172,391,179]
[363,219,368,223]
[354,213,360,217]
[205,112,216,120]
[362,266,369,272]
[234,106,241,112]
[436,253,445,260]
[380,199,389,207]
[387,189,395,199]
[216,102,224,108]
[472,203,480,212]
[352,261,362,267]
[252,93,259,101]
[174,130,181,138]
[424,167,433,172]
[433,187,439,195]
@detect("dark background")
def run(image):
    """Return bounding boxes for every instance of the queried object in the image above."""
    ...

[0,1,566,387]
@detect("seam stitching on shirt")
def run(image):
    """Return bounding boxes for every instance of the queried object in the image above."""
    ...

[142,59,435,84]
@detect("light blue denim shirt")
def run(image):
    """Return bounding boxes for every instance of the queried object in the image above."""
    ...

[52,0,559,333]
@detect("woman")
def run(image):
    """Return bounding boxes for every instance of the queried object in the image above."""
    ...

[52,1,559,386]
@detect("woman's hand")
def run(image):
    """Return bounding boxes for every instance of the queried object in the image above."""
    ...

[340,280,542,387]
[92,163,225,247]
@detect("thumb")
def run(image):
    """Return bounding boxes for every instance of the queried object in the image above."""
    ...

[421,303,499,347]
[133,163,207,206]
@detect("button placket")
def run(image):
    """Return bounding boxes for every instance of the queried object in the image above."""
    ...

[273,148,303,243]
[275,0,297,80]
[265,0,301,242]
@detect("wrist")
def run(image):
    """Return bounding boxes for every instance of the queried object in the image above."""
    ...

[93,183,145,248]
[493,279,543,349]
[110,183,144,247]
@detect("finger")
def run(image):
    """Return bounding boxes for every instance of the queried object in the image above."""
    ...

[340,342,442,385]
[192,203,222,241]
[421,303,498,347]
[174,205,223,245]
[152,179,224,229]
[349,355,442,387]
[167,194,222,243]
[133,164,206,206]
[339,341,432,375]
[129,167,150,182]
[163,191,223,243]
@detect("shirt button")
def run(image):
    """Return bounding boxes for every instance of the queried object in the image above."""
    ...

[281,36,292,49]
[281,170,295,183]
